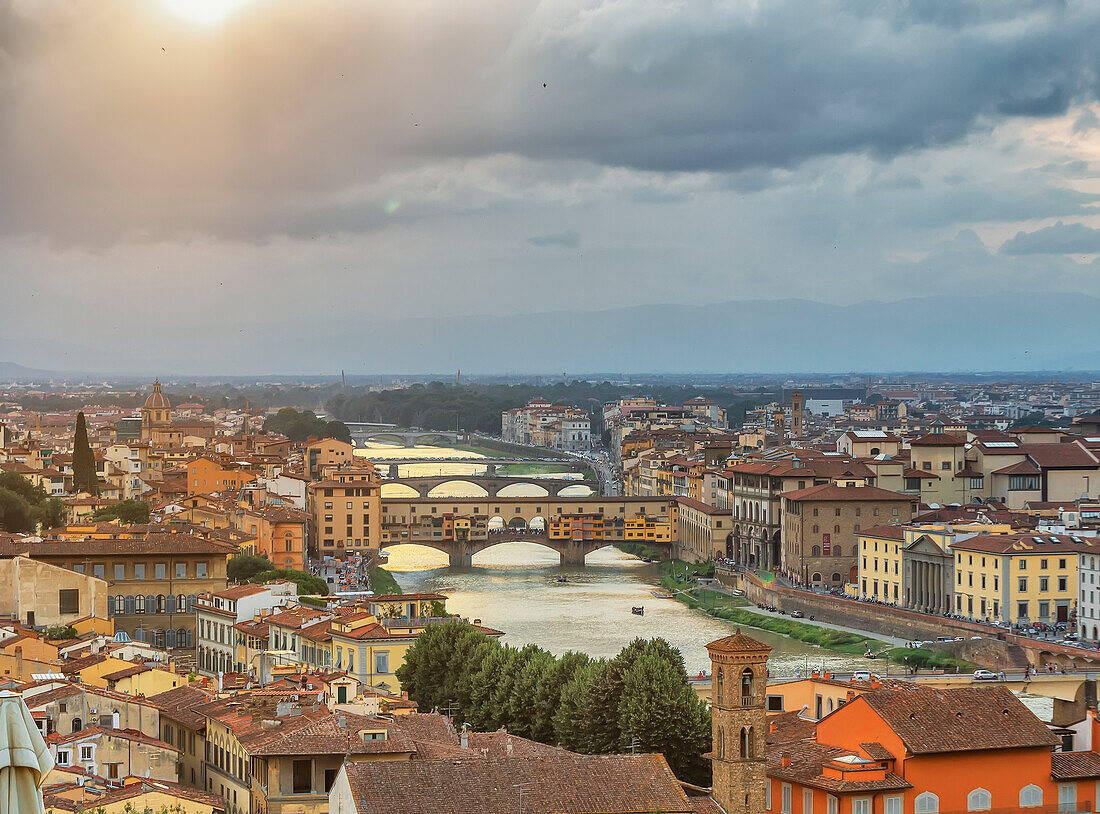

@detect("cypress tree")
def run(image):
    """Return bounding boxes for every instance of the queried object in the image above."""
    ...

[72,411,98,495]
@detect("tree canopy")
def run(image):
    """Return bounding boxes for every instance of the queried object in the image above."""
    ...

[91,499,150,525]
[327,381,774,434]
[247,567,328,596]
[0,473,65,533]
[227,553,276,582]
[262,408,351,443]
[394,622,712,785]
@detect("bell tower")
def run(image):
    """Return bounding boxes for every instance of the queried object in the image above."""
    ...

[707,630,771,814]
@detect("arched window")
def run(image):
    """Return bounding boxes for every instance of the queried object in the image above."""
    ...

[740,726,752,759]
[135,595,145,614]
[716,670,724,705]
[832,573,842,582]
[812,546,821,556]
[717,727,725,759]
[146,595,156,614]
[1019,786,1043,808]
[176,594,186,611]
[156,595,166,614]
[741,668,754,706]
[165,594,176,614]
[154,629,166,649]
[187,594,197,612]
[165,628,177,649]
[915,793,939,813]
[967,789,991,812]
[180,628,190,649]
[812,573,822,582]
[71,717,82,733]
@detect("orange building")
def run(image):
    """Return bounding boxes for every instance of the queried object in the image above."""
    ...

[764,684,1083,814]
[239,506,309,571]
[186,456,258,495]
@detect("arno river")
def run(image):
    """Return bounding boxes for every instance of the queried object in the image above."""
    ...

[359,443,867,676]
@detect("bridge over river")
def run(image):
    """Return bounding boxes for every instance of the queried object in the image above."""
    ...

[380,495,673,567]
[382,473,599,498]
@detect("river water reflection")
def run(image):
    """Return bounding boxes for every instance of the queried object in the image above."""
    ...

[359,442,869,675]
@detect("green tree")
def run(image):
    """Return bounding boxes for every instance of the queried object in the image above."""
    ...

[467,644,513,730]
[505,648,555,738]
[553,659,613,753]
[0,473,63,533]
[72,411,99,495]
[530,650,589,743]
[262,408,351,443]
[395,620,492,716]
[618,653,712,785]
[92,499,150,524]
[226,553,275,581]
[248,568,328,595]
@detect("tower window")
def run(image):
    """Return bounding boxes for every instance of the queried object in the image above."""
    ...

[741,668,754,706]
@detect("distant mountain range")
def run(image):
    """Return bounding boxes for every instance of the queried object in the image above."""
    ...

[3,292,1099,378]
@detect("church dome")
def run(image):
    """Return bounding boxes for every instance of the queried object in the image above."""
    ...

[144,379,172,410]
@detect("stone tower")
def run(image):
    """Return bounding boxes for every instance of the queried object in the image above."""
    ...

[707,630,771,814]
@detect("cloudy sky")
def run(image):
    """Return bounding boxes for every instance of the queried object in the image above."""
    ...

[2,0,1100,373]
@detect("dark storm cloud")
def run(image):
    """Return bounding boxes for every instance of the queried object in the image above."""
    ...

[2,0,1100,243]
[1001,221,1100,255]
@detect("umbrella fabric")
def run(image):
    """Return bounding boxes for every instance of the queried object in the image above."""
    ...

[0,690,53,814]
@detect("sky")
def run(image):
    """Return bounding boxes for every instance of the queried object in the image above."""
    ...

[2,0,1100,374]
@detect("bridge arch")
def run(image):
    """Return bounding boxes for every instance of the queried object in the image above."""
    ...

[426,480,490,498]
[380,483,420,498]
[498,482,550,498]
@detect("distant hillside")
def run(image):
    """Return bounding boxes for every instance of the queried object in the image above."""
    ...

[4,292,1100,376]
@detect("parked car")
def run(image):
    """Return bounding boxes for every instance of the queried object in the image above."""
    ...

[791,611,805,618]
[852,670,875,681]
[973,669,1000,681]
[970,636,983,641]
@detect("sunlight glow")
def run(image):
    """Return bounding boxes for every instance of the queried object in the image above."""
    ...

[158,0,258,25]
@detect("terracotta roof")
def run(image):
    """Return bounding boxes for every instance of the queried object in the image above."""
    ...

[859,686,1057,754]
[783,484,912,503]
[766,742,911,793]
[101,664,152,681]
[244,711,415,757]
[0,532,237,557]
[148,684,213,731]
[707,630,771,654]
[340,753,695,814]
[1024,443,1098,469]
[765,711,818,745]
[1051,751,1100,780]
[857,525,907,541]
[992,459,1041,476]
[952,533,1100,555]
[909,433,966,447]
[859,742,895,761]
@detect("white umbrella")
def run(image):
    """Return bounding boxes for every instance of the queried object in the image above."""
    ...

[0,689,53,814]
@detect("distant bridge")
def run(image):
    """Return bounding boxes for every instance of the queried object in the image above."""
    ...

[378,460,589,477]
[382,474,599,498]
[345,424,463,447]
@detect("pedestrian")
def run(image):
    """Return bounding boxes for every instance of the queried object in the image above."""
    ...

[796,666,802,679]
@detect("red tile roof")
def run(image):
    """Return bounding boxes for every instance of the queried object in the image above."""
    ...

[340,753,695,814]
[783,484,912,503]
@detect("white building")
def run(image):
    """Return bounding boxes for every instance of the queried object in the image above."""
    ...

[1080,551,1100,642]
[196,582,297,676]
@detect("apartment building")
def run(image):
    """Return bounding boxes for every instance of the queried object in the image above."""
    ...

[953,532,1100,624]
[306,466,382,560]
[238,506,309,571]
[196,583,297,676]
[781,484,916,587]
[502,399,592,450]
[1,530,234,648]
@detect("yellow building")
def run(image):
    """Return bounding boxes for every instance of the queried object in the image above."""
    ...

[307,467,382,560]
[46,779,226,814]
[624,513,673,543]
[859,523,1019,611]
[953,532,1100,624]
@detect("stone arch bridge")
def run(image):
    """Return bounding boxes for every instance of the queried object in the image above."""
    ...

[382,474,599,498]
[379,495,673,567]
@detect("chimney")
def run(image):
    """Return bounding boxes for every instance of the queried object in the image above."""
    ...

[781,753,792,768]
[823,671,831,680]
[337,714,347,730]
[460,723,469,750]
[769,721,778,734]
[505,738,513,756]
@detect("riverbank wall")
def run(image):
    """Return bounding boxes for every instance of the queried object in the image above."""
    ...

[718,569,1026,661]
[717,569,1100,669]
